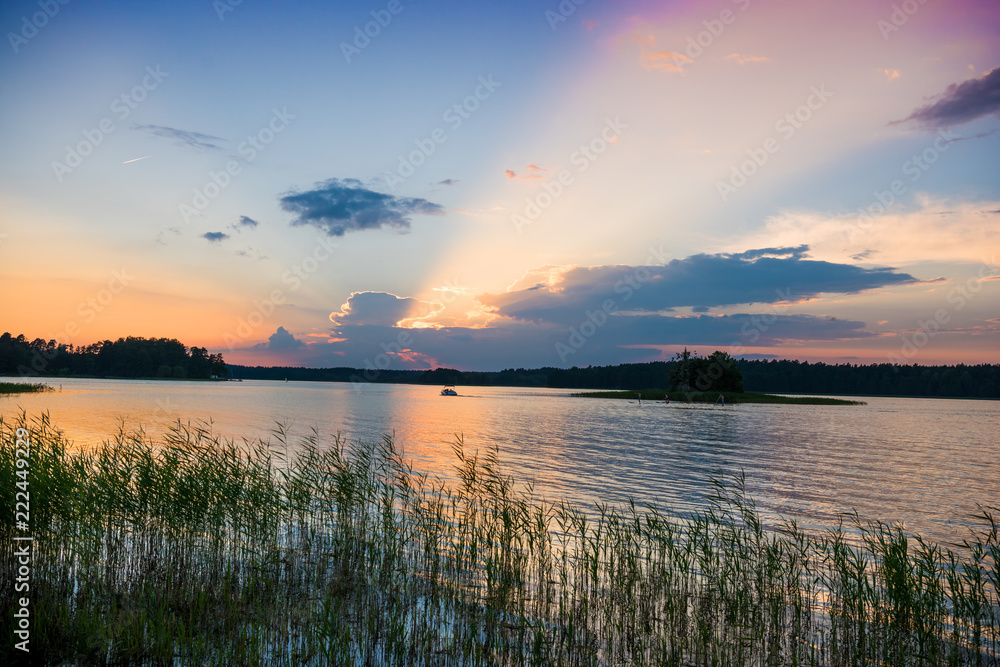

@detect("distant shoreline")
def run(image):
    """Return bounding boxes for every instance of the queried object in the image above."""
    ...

[10,375,1000,401]
[7,375,1000,405]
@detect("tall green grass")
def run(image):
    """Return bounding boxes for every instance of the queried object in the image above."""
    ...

[1,412,997,665]
[0,382,52,395]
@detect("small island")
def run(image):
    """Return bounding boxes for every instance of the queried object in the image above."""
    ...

[572,389,866,405]
[573,349,866,405]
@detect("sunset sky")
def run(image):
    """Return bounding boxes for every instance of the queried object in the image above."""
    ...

[1,0,998,370]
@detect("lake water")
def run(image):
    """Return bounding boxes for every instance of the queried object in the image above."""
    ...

[3,376,998,548]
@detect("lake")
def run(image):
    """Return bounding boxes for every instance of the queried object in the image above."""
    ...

[3,376,998,548]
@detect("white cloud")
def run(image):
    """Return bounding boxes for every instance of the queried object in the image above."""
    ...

[730,197,1000,267]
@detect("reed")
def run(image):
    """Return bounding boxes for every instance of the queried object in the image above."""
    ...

[0,382,52,395]
[1,411,996,665]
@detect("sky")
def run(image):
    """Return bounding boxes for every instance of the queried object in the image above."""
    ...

[1,0,998,371]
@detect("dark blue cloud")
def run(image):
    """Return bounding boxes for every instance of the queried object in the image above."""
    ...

[252,248,920,370]
[233,215,259,230]
[898,66,1000,130]
[202,232,229,243]
[727,245,809,261]
[280,178,445,236]
[330,291,435,327]
[480,247,915,325]
[131,124,226,150]
[264,326,303,350]
[256,311,874,371]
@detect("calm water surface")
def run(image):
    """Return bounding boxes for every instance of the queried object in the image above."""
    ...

[3,377,997,547]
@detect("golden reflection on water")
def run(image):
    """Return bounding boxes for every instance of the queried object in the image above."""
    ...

[2,376,998,549]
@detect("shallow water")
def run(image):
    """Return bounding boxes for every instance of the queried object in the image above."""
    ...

[3,376,997,547]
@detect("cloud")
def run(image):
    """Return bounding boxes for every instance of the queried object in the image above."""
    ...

[878,68,900,80]
[624,34,691,73]
[330,291,439,327]
[202,232,229,243]
[505,164,550,182]
[581,19,597,31]
[236,247,268,261]
[727,245,810,261]
[897,66,1000,130]
[232,215,259,231]
[228,247,991,370]
[640,49,690,74]
[732,198,1000,266]
[438,178,459,186]
[131,124,226,151]
[725,53,771,65]
[238,310,877,372]
[479,247,915,326]
[264,326,303,350]
[279,178,445,236]
[155,227,181,246]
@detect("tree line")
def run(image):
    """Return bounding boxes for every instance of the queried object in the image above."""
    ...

[233,355,1000,399]
[737,358,998,399]
[0,333,228,379]
[545,357,1000,398]
[3,330,996,398]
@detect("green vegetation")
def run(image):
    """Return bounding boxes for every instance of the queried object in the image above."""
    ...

[0,382,51,395]
[0,332,228,379]
[573,390,867,405]
[2,413,996,665]
[668,348,744,393]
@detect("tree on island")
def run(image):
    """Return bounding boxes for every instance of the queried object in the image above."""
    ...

[669,348,744,393]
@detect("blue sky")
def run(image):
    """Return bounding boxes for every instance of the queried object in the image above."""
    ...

[1,0,998,370]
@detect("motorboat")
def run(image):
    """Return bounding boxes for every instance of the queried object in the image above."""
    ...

[440,385,458,396]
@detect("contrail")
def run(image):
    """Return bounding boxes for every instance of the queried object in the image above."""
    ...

[123,155,151,164]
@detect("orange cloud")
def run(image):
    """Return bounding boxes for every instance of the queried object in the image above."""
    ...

[306,332,347,343]
[623,34,691,73]
[505,164,551,182]
[624,33,655,48]
[395,348,439,367]
[879,68,901,80]
[641,50,691,73]
[725,53,771,65]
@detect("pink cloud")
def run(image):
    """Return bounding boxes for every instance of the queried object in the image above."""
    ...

[641,50,690,73]
[724,53,771,65]
[506,164,551,182]
[623,34,691,73]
